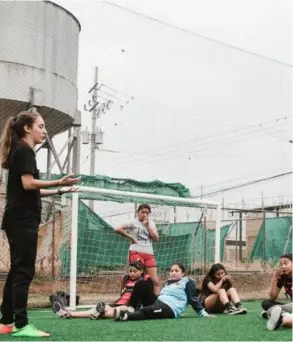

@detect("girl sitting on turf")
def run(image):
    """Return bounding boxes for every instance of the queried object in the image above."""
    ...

[114,263,214,321]
[53,260,157,319]
[200,263,247,315]
[261,253,292,318]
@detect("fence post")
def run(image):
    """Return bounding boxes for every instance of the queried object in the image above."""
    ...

[51,198,56,279]
[262,211,266,261]
[239,212,243,262]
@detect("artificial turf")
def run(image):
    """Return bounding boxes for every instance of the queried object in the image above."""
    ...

[0,302,291,341]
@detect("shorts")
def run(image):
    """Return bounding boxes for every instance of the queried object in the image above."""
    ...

[128,251,157,268]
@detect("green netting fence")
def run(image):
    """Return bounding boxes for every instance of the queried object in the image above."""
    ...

[158,222,230,263]
[250,216,292,261]
[42,173,192,205]
[59,201,227,276]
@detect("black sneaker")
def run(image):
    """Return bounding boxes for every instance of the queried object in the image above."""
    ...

[90,301,106,320]
[261,310,268,319]
[267,306,283,330]
[114,309,128,321]
[52,300,71,319]
[236,305,248,314]
[224,306,242,315]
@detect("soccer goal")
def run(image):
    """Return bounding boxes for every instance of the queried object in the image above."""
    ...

[63,186,221,310]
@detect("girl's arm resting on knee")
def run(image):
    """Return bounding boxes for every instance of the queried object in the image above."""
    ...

[207,279,224,294]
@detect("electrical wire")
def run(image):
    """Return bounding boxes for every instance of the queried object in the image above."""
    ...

[104,117,291,167]
[102,1,292,68]
[192,171,292,198]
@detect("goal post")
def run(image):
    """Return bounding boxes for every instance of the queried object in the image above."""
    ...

[69,186,222,310]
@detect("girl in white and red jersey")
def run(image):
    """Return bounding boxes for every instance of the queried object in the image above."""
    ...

[53,260,156,319]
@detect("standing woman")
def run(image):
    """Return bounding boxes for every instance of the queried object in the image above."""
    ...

[0,111,80,337]
[115,204,160,295]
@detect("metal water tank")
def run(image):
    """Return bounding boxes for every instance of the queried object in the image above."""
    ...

[0,1,81,136]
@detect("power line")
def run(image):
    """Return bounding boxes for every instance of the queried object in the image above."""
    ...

[193,171,292,198]
[190,162,288,193]
[103,1,292,68]
[104,117,291,167]
[122,117,290,159]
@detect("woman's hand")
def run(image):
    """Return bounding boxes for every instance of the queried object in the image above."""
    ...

[223,275,231,282]
[58,174,81,186]
[130,237,138,244]
[59,186,79,194]
[272,268,283,281]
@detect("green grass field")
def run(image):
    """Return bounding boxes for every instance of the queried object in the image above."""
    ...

[0,302,291,341]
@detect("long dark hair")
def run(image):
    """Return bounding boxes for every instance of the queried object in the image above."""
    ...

[0,111,40,168]
[280,253,292,261]
[202,263,226,290]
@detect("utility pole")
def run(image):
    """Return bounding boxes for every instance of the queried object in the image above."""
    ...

[81,66,134,211]
[89,67,99,210]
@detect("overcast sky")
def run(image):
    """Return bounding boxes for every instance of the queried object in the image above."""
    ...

[40,0,292,211]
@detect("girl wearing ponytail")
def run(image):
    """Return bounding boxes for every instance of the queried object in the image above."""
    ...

[0,112,80,337]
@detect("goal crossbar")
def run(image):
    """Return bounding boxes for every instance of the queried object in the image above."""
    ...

[76,185,220,208]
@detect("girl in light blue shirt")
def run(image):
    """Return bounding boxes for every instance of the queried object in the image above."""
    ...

[114,263,215,321]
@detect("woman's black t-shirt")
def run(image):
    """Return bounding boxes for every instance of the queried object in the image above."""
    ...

[2,143,42,227]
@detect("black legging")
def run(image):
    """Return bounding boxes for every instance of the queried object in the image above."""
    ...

[127,279,157,308]
[261,299,284,311]
[126,300,175,320]
[0,224,38,329]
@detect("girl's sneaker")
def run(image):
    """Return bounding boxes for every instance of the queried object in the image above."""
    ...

[52,300,71,319]
[113,309,128,321]
[267,306,283,331]
[236,305,248,314]
[12,324,50,337]
[0,324,13,334]
[224,306,242,315]
[90,301,106,319]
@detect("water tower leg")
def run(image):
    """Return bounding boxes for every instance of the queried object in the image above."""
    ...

[72,126,80,174]
[46,147,52,179]
[67,128,72,174]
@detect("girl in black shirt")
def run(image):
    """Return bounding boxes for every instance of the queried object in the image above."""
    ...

[0,112,80,337]
[261,253,292,320]
[201,263,247,315]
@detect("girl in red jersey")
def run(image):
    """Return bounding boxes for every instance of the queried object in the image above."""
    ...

[53,260,156,319]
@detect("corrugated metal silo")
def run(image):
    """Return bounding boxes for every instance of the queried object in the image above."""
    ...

[0,0,81,136]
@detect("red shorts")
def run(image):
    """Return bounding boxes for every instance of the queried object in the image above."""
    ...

[128,251,157,268]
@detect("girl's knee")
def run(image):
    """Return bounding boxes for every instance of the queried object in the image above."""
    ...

[262,299,275,311]
[218,288,226,294]
[227,287,236,294]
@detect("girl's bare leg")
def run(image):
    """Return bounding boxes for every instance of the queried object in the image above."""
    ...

[227,287,240,305]
[203,293,224,313]
[145,266,160,296]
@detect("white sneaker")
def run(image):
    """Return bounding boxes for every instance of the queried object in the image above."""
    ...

[114,309,128,321]
[267,306,283,331]
[89,301,106,320]
[52,301,71,319]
